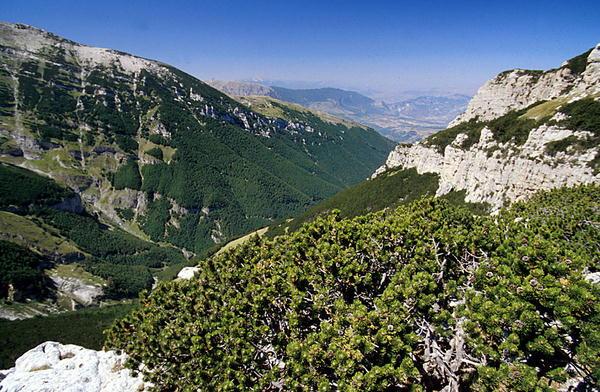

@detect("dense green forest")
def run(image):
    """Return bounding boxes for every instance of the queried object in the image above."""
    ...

[107,185,599,391]
[0,240,45,299]
[0,36,395,254]
[0,163,185,300]
[0,163,74,210]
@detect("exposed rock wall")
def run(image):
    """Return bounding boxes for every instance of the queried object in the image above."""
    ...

[375,126,598,209]
[376,44,600,209]
[450,44,600,126]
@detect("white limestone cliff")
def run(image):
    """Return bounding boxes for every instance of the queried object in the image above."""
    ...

[0,342,147,392]
[374,126,598,210]
[450,43,600,126]
[376,45,600,209]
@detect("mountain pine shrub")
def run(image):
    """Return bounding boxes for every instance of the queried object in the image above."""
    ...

[106,185,599,391]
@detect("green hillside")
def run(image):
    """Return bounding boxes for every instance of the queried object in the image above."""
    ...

[0,163,185,301]
[0,22,394,256]
[269,167,490,236]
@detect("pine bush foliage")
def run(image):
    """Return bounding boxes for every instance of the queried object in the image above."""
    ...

[106,185,599,391]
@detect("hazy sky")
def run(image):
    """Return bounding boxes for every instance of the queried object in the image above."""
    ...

[2,0,599,97]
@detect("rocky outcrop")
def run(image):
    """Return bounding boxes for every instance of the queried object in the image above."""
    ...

[49,276,103,308]
[450,43,600,126]
[177,266,200,280]
[375,126,598,209]
[0,342,147,392]
[376,46,600,209]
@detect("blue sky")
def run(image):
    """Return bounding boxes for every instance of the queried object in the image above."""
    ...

[2,0,599,97]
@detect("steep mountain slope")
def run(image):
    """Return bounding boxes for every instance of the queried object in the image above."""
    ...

[375,45,600,209]
[0,162,185,318]
[268,167,490,236]
[451,47,599,125]
[0,22,394,256]
[208,80,469,141]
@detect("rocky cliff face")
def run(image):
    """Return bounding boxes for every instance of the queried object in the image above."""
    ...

[376,45,600,209]
[450,44,600,125]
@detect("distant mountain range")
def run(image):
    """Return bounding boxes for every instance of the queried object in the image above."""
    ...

[208,80,470,141]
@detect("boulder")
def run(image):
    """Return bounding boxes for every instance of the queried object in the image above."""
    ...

[49,275,103,307]
[0,341,147,391]
[176,266,200,280]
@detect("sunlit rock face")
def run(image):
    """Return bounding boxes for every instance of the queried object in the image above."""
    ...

[0,341,147,392]
[450,44,600,126]
[375,44,600,210]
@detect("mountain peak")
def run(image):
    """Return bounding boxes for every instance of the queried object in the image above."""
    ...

[451,44,600,126]
[0,21,161,74]
[376,45,600,209]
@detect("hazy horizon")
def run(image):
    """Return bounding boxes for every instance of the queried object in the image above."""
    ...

[2,0,599,99]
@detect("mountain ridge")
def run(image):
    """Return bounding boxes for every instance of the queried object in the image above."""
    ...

[375,44,600,210]
[0,21,394,317]
[450,45,600,126]
[0,21,394,255]
[207,79,470,141]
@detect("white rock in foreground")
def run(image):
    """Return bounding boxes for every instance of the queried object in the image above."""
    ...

[0,342,146,392]
[177,266,200,280]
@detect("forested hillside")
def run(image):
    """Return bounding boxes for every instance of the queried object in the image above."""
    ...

[0,162,185,304]
[268,167,490,236]
[0,22,394,257]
